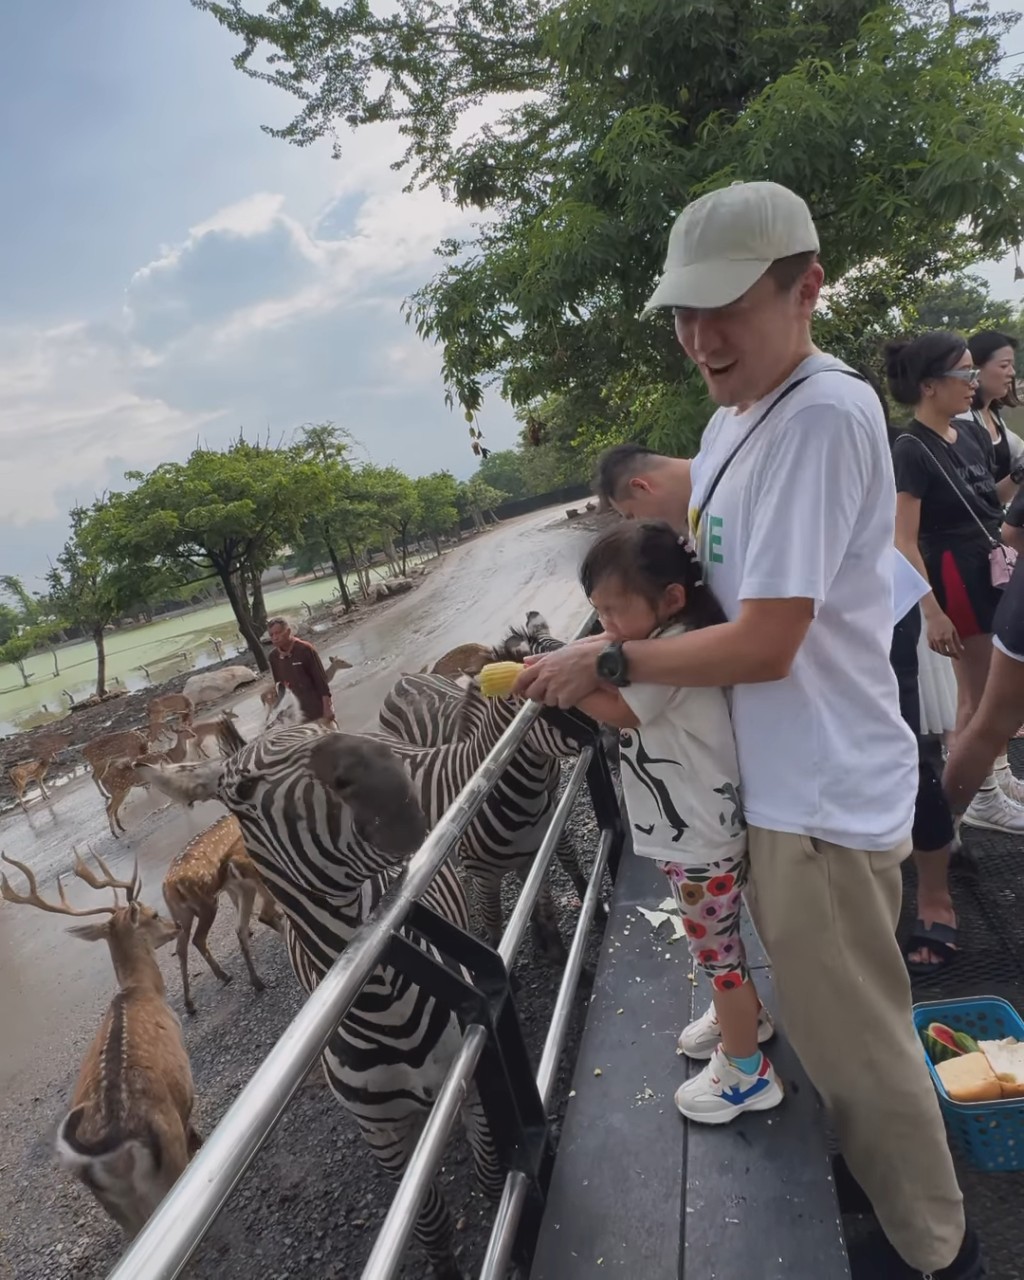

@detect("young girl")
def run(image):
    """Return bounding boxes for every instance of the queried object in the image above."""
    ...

[572,520,782,1124]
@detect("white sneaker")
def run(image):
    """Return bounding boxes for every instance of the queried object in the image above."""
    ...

[994,764,1024,807]
[674,1046,784,1125]
[962,786,1024,833]
[677,1002,775,1060]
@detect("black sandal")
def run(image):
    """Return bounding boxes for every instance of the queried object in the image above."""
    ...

[902,919,959,977]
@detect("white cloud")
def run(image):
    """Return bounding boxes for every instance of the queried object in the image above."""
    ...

[0,172,516,576]
[0,322,221,525]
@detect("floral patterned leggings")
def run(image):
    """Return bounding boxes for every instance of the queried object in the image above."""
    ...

[658,848,750,992]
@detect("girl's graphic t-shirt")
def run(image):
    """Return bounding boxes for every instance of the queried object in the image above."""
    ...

[618,627,746,865]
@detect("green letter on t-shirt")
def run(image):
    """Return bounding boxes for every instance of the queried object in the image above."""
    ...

[707,514,724,564]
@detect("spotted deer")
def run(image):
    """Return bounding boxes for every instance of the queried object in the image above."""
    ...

[424,642,493,679]
[8,729,73,811]
[162,814,283,1015]
[190,709,239,759]
[82,730,150,799]
[147,693,194,737]
[103,726,195,837]
[0,851,200,1239]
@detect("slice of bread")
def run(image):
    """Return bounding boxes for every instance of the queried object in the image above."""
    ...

[935,1051,1002,1103]
[979,1038,1024,1098]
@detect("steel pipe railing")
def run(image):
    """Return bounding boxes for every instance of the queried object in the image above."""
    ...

[478,826,614,1280]
[360,748,595,1279]
[107,610,599,1280]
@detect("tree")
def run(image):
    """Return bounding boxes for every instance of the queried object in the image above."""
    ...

[458,477,507,530]
[88,439,323,671]
[415,472,460,554]
[0,632,36,690]
[198,0,1024,456]
[912,273,1015,334]
[360,465,422,577]
[46,507,169,698]
[0,575,40,626]
[475,451,531,502]
[293,423,360,610]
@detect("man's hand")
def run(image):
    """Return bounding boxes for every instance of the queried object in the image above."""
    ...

[513,637,604,708]
[322,696,336,724]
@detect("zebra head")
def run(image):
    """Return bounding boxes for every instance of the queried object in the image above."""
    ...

[136,728,429,883]
[455,614,598,756]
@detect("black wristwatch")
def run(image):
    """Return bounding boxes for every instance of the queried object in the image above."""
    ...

[596,641,631,687]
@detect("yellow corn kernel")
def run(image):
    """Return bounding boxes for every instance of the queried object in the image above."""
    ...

[478,661,525,698]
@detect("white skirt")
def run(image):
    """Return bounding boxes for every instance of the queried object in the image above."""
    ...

[916,627,958,735]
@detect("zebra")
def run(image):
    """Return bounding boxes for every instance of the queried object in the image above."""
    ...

[378,612,603,960]
[137,722,503,1280]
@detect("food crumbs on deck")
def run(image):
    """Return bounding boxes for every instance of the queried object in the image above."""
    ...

[594,1067,603,1076]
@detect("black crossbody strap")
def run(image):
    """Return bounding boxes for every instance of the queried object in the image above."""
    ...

[902,433,998,549]
[693,368,866,531]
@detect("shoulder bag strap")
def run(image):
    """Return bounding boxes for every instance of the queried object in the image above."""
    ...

[693,368,865,533]
[901,433,998,549]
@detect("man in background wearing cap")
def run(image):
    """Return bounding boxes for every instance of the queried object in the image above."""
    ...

[516,182,977,1279]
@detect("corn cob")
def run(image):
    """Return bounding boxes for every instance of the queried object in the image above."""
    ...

[478,661,525,698]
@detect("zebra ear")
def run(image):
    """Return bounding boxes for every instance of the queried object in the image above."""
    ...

[308,735,428,857]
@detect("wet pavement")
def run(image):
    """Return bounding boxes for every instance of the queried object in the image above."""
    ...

[0,505,596,1100]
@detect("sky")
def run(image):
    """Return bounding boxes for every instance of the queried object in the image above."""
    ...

[0,0,520,587]
[2,2,1023,588]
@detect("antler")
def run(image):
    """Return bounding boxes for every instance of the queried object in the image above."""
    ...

[0,852,118,918]
[72,848,141,903]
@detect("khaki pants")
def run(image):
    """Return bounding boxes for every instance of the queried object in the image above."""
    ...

[746,827,965,1273]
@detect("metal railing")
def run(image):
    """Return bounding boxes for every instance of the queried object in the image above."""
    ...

[108,609,623,1280]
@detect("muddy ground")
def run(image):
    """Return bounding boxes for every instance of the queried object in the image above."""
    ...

[0,504,615,1280]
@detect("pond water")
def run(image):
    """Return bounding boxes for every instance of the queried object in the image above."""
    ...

[0,575,348,734]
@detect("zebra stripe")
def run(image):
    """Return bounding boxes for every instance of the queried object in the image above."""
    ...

[208,721,502,1279]
[377,614,598,958]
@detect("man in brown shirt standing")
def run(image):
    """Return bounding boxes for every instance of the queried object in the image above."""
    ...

[267,618,335,723]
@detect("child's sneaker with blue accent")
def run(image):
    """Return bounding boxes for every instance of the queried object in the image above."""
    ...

[677,1002,775,1060]
[674,1046,784,1124]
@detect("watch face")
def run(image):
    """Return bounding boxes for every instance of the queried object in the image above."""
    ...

[598,644,624,683]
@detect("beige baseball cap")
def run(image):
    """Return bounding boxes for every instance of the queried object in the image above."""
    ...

[645,180,819,312]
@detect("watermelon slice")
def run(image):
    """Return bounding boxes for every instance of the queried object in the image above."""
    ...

[923,1022,978,1064]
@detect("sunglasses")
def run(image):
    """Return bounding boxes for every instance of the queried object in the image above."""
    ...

[942,367,981,384]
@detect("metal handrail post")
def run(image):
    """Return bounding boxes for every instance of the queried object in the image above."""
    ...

[359,750,594,1279]
[477,827,614,1280]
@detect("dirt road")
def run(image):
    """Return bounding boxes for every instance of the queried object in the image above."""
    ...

[0,504,600,1280]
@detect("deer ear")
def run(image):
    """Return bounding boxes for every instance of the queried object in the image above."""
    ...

[67,921,109,942]
[128,901,141,925]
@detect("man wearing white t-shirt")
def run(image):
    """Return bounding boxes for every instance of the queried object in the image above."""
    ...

[516,182,976,1279]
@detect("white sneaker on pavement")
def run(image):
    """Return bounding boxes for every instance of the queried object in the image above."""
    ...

[961,786,1024,833]
[677,1002,775,1060]
[994,764,1024,807]
[674,1046,784,1125]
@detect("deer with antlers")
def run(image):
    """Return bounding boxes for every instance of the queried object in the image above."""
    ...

[0,850,200,1239]
[163,814,283,1015]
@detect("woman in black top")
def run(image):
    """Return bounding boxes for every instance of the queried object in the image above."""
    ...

[888,331,1024,835]
[963,330,1022,482]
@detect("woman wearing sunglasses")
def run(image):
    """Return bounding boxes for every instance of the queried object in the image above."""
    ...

[888,332,1024,833]
[887,331,1024,970]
